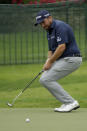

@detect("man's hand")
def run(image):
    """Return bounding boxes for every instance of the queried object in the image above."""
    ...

[43,59,52,70]
[43,44,66,70]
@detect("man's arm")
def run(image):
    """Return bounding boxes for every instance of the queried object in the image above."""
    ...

[43,43,66,70]
[50,43,66,63]
[48,51,53,58]
[43,51,52,68]
[46,51,53,62]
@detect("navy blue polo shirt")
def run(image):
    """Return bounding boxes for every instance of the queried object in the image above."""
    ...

[47,20,80,58]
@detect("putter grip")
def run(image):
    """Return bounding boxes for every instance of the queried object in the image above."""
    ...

[39,70,44,74]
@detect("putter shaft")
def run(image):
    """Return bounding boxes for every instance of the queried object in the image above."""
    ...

[7,70,44,107]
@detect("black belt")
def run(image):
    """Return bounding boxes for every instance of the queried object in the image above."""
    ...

[68,54,82,57]
[57,54,82,60]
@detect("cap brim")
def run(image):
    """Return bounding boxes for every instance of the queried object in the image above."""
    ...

[34,18,44,26]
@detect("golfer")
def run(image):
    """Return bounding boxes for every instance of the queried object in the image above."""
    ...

[35,10,82,112]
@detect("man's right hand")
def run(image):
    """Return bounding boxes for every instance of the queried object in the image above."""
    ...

[43,58,52,70]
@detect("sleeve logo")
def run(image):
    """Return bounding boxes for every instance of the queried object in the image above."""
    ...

[57,36,62,42]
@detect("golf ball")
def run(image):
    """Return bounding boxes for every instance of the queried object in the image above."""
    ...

[25,118,30,123]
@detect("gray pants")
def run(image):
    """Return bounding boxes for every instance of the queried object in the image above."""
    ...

[39,57,82,104]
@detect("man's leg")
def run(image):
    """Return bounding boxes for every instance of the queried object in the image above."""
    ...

[40,57,82,104]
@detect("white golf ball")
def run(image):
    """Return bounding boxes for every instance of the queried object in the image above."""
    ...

[25,118,30,123]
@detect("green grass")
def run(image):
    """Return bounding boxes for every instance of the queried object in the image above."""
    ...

[0,61,87,108]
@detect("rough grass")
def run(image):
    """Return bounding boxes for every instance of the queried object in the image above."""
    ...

[0,61,87,108]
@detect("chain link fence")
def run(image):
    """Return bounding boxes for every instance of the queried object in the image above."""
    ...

[0,2,87,65]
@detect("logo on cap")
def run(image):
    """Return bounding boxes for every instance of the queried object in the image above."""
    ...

[35,10,51,26]
[36,16,42,20]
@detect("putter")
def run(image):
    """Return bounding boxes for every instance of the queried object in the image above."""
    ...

[7,70,44,107]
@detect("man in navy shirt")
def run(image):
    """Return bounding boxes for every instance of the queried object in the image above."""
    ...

[35,10,82,112]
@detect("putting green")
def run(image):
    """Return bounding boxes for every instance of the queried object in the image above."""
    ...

[0,108,87,131]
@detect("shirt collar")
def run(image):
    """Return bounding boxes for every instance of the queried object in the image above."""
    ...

[50,19,55,29]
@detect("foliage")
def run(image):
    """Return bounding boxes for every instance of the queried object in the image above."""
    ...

[0,0,86,4]
[11,0,57,4]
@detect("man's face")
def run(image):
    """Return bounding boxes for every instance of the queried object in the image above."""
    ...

[40,17,52,30]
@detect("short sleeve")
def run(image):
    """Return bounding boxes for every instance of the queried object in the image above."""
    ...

[55,26,69,45]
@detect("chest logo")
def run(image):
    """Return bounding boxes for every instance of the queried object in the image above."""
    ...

[51,36,55,39]
[57,36,62,42]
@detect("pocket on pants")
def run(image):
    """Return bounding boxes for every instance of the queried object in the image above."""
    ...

[64,57,74,63]
[64,57,82,65]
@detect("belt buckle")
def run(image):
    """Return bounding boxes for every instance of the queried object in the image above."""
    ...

[73,54,75,57]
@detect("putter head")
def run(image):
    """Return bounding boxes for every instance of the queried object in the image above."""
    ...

[7,102,13,107]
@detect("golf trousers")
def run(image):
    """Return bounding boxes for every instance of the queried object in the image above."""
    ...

[39,57,82,104]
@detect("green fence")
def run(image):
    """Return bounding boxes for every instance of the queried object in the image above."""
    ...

[0,2,87,65]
